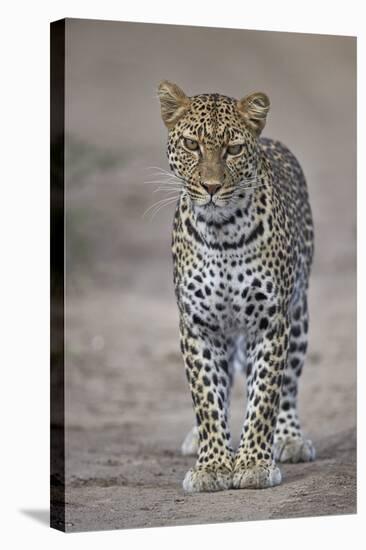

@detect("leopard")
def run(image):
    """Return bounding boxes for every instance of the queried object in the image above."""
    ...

[157,80,315,493]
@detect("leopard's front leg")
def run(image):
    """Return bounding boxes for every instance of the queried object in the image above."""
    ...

[180,322,234,493]
[233,313,290,489]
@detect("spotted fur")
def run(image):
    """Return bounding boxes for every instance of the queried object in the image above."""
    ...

[157,81,315,493]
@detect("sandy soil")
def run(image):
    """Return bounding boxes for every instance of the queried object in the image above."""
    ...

[54,20,356,532]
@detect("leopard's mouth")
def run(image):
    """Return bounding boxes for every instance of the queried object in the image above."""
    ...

[188,191,231,208]
[191,196,220,208]
[201,195,233,208]
[192,197,234,218]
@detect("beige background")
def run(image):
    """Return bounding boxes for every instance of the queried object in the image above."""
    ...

[62,19,356,531]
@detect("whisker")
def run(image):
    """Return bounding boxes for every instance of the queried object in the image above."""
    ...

[145,166,183,178]
[142,179,183,188]
[153,189,181,195]
[153,187,182,193]
[143,195,176,211]
[142,195,179,219]
[143,180,185,190]
[144,202,177,220]
[148,197,180,219]
[144,166,172,174]
[144,166,186,183]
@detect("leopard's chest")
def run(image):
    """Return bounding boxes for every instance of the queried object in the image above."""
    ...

[175,247,276,335]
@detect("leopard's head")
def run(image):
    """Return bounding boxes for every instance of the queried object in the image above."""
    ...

[157,81,270,214]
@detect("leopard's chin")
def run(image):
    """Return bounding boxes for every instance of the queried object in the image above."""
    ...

[194,200,234,223]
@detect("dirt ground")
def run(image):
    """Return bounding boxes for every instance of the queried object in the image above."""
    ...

[56,20,356,532]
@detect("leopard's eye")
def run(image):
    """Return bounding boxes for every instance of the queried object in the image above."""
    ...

[183,137,199,152]
[227,143,244,156]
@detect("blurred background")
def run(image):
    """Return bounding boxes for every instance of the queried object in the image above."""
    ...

[61,19,356,531]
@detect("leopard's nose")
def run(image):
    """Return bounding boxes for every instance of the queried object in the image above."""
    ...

[201,182,221,196]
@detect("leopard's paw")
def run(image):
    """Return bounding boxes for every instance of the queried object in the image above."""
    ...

[274,437,316,463]
[233,463,282,489]
[181,426,199,456]
[183,464,233,493]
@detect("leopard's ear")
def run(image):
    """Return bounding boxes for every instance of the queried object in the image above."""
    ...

[237,92,270,136]
[157,81,190,128]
